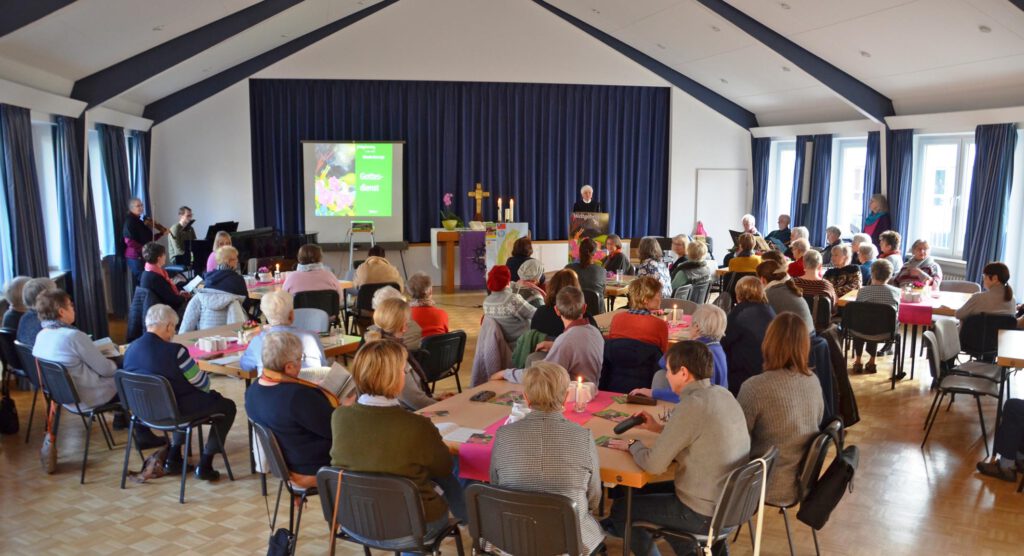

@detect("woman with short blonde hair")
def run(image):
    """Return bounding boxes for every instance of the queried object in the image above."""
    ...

[351,339,407,397]
[671,240,712,295]
[522,361,570,412]
[734,276,768,304]
[362,297,436,410]
[206,231,233,273]
[610,276,668,353]
[722,276,776,395]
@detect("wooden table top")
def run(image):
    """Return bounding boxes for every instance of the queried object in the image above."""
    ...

[246,280,353,300]
[836,289,972,317]
[172,324,361,380]
[417,381,674,488]
[593,309,695,344]
[997,329,1024,368]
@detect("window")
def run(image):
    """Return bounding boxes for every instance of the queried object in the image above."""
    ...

[908,134,975,259]
[88,129,117,257]
[32,121,67,271]
[765,140,796,228]
[1004,130,1024,294]
[827,137,867,237]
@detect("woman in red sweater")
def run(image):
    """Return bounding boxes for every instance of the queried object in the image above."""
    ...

[608,276,669,353]
[407,272,449,338]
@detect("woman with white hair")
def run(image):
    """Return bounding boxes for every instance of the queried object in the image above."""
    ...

[822,226,843,266]
[793,250,837,307]
[740,213,758,236]
[785,226,809,260]
[179,248,247,334]
[512,258,546,308]
[637,303,730,402]
[239,290,327,373]
[572,184,602,213]
[787,238,810,278]
[850,233,872,264]
[2,276,30,330]
[635,236,672,298]
[824,243,862,299]
[371,286,422,350]
[124,304,236,478]
[407,272,449,338]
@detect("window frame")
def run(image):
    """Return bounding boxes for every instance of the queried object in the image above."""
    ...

[827,136,868,237]
[765,139,797,228]
[909,133,976,260]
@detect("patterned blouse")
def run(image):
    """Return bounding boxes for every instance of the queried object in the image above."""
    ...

[823,264,862,300]
[636,258,673,298]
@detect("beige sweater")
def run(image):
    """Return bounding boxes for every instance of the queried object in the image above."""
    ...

[353,256,404,290]
[955,284,1016,320]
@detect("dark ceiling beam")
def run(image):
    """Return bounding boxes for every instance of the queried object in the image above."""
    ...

[695,0,894,123]
[71,0,306,108]
[144,0,399,125]
[1011,0,1024,13]
[0,0,76,38]
[532,0,758,129]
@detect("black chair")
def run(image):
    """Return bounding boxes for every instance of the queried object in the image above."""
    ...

[803,295,834,334]
[722,272,756,310]
[636,447,778,554]
[959,313,1018,363]
[36,358,119,484]
[252,421,318,551]
[582,288,604,317]
[294,289,341,326]
[114,370,234,503]
[688,276,713,304]
[414,330,467,393]
[661,298,698,315]
[0,330,44,443]
[840,302,903,389]
[672,284,693,301]
[465,484,585,556]
[343,282,400,335]
[921,331,1000,457]
[316,467,465,556]
[600,338,663,394]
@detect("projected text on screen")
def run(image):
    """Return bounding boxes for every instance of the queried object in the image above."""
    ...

[313,143,393,217]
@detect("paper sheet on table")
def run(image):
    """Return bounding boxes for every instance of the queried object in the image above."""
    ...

[208,354,241,366]
[433,422,459,436]
[443,427,486,443]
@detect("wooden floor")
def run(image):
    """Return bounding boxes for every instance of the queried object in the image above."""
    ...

[2,290,1023,555]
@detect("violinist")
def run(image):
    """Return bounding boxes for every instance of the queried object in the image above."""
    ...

[124,197,168,287]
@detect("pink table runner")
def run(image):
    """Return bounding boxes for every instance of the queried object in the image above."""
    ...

[898,302,933,326]
[187,342,247,360]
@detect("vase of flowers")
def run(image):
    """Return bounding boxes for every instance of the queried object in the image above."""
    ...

[440,192,463,230]
[257,266,273,283]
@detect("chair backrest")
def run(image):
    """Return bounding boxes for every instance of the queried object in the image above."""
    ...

[939,280,981,294]
[294,289,341,318]
[355,282,400,313]
[251,420,292,484]
[599,338,664,393]
[13,341,41,389]
[582,289,603,316]
[724,272,756,304]
[417,330,467,382]
[113,370,183,428]
[293,308,330,334]
[710,447,778,535]
[797,419,841,502]
[0,328,21,376]
[840,302,898,340]
[36,358,81,407]
[465,483,583,556]
[688,277,713,304]
[922,331,942,381]
[672,284,693,301]
[316,468,430,547]
[803,295,834,333]
[959,313,1018,359]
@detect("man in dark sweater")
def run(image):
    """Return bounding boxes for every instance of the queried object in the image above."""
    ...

[123,304,236,480]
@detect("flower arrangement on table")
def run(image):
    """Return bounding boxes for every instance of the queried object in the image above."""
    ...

[439,192,464,230]
[257,266,273,283]
[239,319,262,344]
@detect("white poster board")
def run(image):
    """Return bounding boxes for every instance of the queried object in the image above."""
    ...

[695,169,748,266]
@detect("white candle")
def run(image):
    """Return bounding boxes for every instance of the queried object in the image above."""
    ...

[673,303,678,323]
[498,197,503,222]
[275,263,280,274]
[510,198,514,221]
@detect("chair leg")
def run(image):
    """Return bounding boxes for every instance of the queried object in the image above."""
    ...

[24,386,38,444]
[294,492,307,546]
[922,392,946,449]
[80,413,95,484]
[211,422,234,481]
[120,418,136,489]
[180,427,192,504]
[812,527,821,556]
[923,389,942,431]
[97,413,115,450]
[747,517,755,548]
[976,395,990,458]
[452,525,465,556]
[454,371,462,394]
[780,507,796,556]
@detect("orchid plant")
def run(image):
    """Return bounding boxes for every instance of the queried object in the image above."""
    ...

[439,192,464,226]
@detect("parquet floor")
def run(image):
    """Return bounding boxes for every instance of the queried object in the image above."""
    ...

[1,290,1023,555]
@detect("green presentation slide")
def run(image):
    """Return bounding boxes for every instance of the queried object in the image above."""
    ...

[314,143,393,217]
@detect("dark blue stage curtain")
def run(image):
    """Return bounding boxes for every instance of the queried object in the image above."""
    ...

[862,131,881,226]
[128,130,151,217]
[791,135,810,226]
[96,123,132,317]
[803,135,832,247]
[248,79,670,241]
[886,129,914,245]
[0,103,49,278]
[964,123,1017,282]
[55,116,108,338]
[750,137,771,230]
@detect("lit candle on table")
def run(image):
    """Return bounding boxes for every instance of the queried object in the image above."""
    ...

[498,197,503,222]
[574,375,586,413]
[673,303,678,324]
[510,198,514,222]
[275,263,280,274]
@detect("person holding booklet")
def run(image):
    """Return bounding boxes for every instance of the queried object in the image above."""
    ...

[240,290,327,373]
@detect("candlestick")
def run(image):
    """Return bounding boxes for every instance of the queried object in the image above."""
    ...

[497,197,503,222]
[510,198,514,222]
[574,376,586,413]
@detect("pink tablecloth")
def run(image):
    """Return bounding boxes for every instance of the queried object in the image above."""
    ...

[187,341,247,360]
[898,302,933,326]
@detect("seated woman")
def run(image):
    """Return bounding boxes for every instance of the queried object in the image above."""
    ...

[850,232,872,265]
[372,286,423,350]
[879,230,904,274]
[608,276,668,354]
[407,272,449,338]
[977,397,1024,481]
[758,260,814,335]
[246,331,335,489]
[787,238,810,278]
[793,250,837,308]
[722,276,776,395]
[125,305,236,479]
[240,290,328,373]
[364,297,437,410]
[283,243,340,295]
[823,243,862,300]
[642,303,729,399]
[331,340,466,538]
[727,233,762,273]
[511,258,546,308]
[603,234,632,275]
[821,226,843,265]
[565,238,605,307]
[353,253,404,291]
[737,312,824,507]
[490,361,604,555]
[670,239,712,294]
[203,245,247,297]
[668,234,690,277]
[893,239,942,289]
[858,243,878,285]
[530,269,596,338]
[16,277,57,347]
[853,259,900,374]
[206,230,233,274]
[635,236,672,298]
[956,262,1016,320]
[505,237,544,284]
[482,265,537,345]
[127,242,189,342]
[2,276,30,330]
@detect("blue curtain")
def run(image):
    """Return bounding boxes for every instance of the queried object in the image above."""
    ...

[862,131,881,226]
[886,129,914,245]
[803,134,832,246]
[128,130,151,217]
[750,137,770,229]
[790,135,810,226]
[248,79,670,241]
[96,123,132,317]
[54,116,109,338]
[0,103,49,278]
[964,123,1017,282]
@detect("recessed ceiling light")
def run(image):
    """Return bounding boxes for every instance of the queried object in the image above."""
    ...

[782,66,791,72]
[860,50,872,58]
[152,24,165,31]
[720,78,729,84]
[779,2,791,10]
[280,34,289,38]
[591,8,601,14]
[979,24,992,33]
[656,43,666,50]
[711,25,721,32]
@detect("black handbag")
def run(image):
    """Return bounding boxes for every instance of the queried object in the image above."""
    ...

[266,528,295,556]
[797,443,860,530]
[0,376,18,435]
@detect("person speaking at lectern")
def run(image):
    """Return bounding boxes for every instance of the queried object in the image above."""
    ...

[573,184,602,213]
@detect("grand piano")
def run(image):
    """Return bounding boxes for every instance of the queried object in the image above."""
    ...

[183,226,318,275]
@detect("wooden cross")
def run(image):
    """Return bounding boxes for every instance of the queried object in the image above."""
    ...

[467,183,490,221]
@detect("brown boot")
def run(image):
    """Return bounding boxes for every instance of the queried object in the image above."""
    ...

[852,362,863,374]
[864,362,878,374]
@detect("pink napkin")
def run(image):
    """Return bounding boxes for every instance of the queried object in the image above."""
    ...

[562,390,619,425]
[898,302,932,326]
[250,280,276,287]
[667,315,692,335]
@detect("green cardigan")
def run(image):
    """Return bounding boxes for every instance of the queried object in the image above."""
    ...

[330,403,454,522]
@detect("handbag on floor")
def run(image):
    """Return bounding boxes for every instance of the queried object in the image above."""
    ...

[0,375,18,434]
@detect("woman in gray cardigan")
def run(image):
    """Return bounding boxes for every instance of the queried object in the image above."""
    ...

[737,312,824,506]
[757,260,814,335]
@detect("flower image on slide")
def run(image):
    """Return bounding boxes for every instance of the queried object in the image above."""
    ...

[314,144,357,216]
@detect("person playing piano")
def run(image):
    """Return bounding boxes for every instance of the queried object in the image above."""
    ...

[572,184,603,213]
[167,206,196,266]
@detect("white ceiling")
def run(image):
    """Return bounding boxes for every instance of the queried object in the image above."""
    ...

[0,0,1021,125]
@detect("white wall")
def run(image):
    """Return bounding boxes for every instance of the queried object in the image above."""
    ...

[148,0,752,281]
